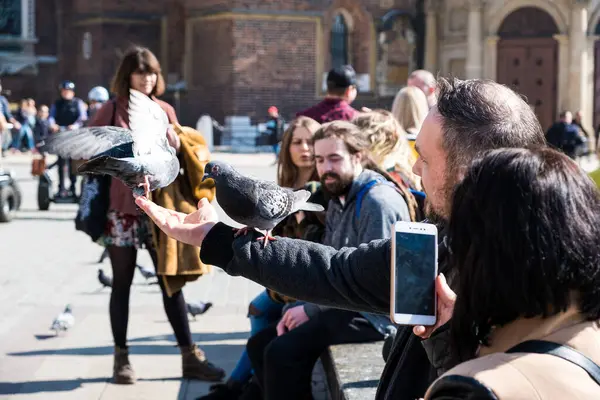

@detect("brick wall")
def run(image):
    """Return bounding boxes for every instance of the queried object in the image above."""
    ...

[230,18,318,121]
[180,18,234,125]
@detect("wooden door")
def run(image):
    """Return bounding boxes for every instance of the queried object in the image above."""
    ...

[497,38,557,130]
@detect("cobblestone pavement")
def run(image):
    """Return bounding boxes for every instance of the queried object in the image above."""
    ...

[0,152,330,400]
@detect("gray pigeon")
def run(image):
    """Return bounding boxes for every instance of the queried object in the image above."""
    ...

[136,264,156,280]
[50,304,75,335]
[38,89,179,197]
[202,161,324,247]
[98,268,112,288]
[187,301,213,320]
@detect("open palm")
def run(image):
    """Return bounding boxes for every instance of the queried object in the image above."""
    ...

[135,197,218,247]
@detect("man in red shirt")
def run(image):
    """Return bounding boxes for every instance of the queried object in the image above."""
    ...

[297,65,359,123]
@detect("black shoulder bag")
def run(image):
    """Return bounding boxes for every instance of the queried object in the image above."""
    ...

[507,340,600,385]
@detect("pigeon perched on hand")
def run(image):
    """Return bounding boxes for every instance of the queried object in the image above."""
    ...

[38,89,180,198]
[136,264,156,280]
[98,269,112,288]
[187,301,213,320]
[50,305,75,335]
[202,161,325,247]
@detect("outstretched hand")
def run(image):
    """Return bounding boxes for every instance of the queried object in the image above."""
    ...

[135,196,219,248]
[413,273,456,339]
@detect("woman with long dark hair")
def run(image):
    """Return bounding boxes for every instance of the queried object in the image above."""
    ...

[89,46,224,384]
[425,147,600,399]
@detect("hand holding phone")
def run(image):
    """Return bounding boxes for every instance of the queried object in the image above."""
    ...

[413,273,456,338]
[390,222,438,326]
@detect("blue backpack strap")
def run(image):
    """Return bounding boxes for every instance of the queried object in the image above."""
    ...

[355,178,393,219]
[409,189,426,201]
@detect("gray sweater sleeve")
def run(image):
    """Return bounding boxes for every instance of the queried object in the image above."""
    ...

[200,222,391,315]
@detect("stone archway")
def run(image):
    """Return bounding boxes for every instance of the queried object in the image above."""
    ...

[496,7,559,130]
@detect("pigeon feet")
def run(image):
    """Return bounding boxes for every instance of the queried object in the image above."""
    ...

[257,230,276,248]
[134,176,151,199]
[233,227,252,238]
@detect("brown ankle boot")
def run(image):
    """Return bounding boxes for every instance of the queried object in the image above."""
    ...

[113,346,136,384]
[181,344,225,382]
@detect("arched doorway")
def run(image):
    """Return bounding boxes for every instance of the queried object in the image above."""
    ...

[496,7,559,130]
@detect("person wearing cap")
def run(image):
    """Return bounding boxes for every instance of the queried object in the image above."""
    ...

[265,106,285,161]
[87,86,110,123]
[48,80,88,197]
[297,65,359,123]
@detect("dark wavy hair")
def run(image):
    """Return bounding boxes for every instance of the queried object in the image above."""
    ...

[111,46,165,98]
[448,147,600,360]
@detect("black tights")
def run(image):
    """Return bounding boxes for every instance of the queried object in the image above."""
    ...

[108,245,192,348]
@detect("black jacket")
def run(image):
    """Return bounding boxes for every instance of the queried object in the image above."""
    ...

[200,222,458,399]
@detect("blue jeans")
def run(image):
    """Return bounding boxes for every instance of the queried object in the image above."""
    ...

[229,290,284,383]
[12,126,34,150]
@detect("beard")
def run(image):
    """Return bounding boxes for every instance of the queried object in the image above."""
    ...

[320,172,354,197]
[423,176,456,226]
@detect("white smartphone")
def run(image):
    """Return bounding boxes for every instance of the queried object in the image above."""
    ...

[390,221,438,326]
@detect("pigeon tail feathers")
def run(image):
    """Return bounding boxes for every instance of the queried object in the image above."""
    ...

[291,189,325,213]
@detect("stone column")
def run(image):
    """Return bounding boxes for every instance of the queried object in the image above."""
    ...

[465,0,484,79]
[553,34,570,114]
[483,35,499,80]
[21,0,29,39]
[424,0,438,73]
[568,4,589,114]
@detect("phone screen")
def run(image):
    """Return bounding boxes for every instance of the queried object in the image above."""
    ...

[395,231,436,316]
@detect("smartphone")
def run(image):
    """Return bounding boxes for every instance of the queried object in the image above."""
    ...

[390,221,438,326]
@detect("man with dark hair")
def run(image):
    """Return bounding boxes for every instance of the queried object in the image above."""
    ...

[297,65,358,123]
[136,77,547,400]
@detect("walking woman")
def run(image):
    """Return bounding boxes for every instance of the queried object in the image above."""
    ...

[88,46,225,384]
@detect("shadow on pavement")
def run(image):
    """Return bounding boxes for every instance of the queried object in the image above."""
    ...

[8,343,244,357]
[128,332,250,343]
[0,377,108,395]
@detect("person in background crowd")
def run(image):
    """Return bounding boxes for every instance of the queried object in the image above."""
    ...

[11,98,36,152]
[265,106,285,163]
[89,45,225,385]
[545,111,586,159]
[354,110,421,194]
[424,147,600,399]
[48,80,88,197]
[572,110,591,154]
[391,86,430,160]
[0,79,22,149]
[87,86,110,122]
[297,65,358,123]
[200,116,325,400]
[407,70,437,108]
[33,105,51,145]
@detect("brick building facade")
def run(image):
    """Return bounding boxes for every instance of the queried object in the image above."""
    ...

[0,0,425,126]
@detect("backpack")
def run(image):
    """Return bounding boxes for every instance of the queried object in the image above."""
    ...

[355,176,426,222]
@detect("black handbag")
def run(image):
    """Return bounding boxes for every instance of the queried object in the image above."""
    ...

[75,174,111,241]
[74,101,116,242]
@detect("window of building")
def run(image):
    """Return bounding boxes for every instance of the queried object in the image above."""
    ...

[331,14,349,68]
[0,0,22,36]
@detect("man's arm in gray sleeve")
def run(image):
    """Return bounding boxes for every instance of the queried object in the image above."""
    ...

[200,222,392,315]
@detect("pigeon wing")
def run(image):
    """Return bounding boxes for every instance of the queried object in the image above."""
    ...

[128,89,170,156]
[38,126,134,160]
[255,181,293,221]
